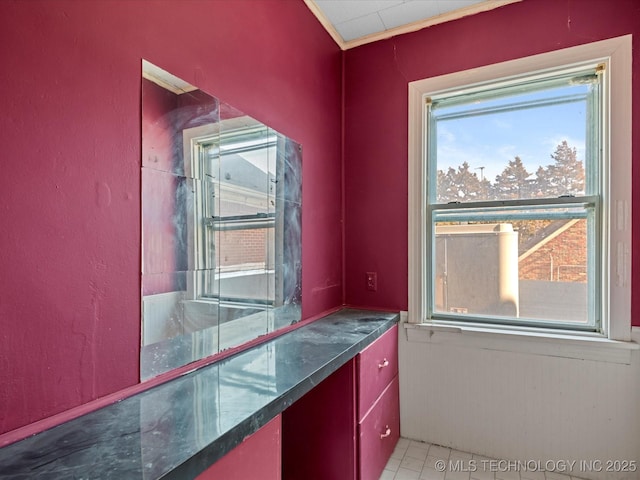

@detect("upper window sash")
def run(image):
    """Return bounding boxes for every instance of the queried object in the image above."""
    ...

[425,64,602,204]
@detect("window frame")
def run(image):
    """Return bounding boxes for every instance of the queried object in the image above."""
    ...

[408,35,632,341]
[183,122,279,306]
[425,63,602,331]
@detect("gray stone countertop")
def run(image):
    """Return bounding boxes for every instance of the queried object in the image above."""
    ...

[0,308,399,479]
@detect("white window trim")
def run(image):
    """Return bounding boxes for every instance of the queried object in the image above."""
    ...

[408,35,634,354]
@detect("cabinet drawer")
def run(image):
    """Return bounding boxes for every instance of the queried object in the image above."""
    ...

[357,324,398,419]
[358,376,400,480]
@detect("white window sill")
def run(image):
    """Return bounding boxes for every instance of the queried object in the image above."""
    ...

[403,320,639,365]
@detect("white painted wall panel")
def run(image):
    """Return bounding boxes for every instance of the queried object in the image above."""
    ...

[399,328,640,480]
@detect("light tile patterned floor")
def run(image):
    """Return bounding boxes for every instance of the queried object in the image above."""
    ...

[380,438,588,480]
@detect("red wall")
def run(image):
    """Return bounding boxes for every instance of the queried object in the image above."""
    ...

[1,0,638,441]
[0,0,342,435]
[343,0,640,326]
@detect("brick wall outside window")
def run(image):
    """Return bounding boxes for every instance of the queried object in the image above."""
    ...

[519,220,587,283]
[216,228,269,268]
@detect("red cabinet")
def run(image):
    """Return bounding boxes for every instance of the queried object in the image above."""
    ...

[357,325,400,480]
[197,416,281,480]
[281,324,399,480]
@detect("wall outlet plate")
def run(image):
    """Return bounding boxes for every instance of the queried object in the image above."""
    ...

[366,272,377,291]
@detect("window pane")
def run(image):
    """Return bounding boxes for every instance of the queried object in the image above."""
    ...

[430,75,597,204]
[198,224,274,304]
[432,209,595,327]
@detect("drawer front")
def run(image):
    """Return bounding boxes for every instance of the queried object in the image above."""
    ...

[357,324,398,419]
[358,376,400,480]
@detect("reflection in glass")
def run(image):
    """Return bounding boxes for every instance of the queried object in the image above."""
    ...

[141,61,301,380]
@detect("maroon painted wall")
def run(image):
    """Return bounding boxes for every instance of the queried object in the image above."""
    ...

[343,0,640,327]
[0,0,342,435]
[2,0,638,442]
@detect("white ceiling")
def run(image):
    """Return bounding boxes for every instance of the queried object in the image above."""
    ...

[306,0,520,49]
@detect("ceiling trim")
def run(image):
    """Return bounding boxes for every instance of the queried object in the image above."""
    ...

[303,0,346,48]
[304,0,522,51]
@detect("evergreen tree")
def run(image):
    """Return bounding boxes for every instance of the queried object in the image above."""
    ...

[451,162,482,201]
[478,176,493,201]
[433,141,585,247]
[533,165,550,197]
[536,140,585,196]
[436,167,458,203]
[436,162,483,203]
[493,156,532,200]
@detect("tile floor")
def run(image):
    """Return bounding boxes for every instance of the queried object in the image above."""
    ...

[380,438,587,480]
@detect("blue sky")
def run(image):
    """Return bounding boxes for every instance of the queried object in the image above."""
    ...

[434,85,590,183]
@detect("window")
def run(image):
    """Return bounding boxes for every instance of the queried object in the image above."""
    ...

[191,125,277,308]
[408,36,632,340]
[427,64,601,331]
